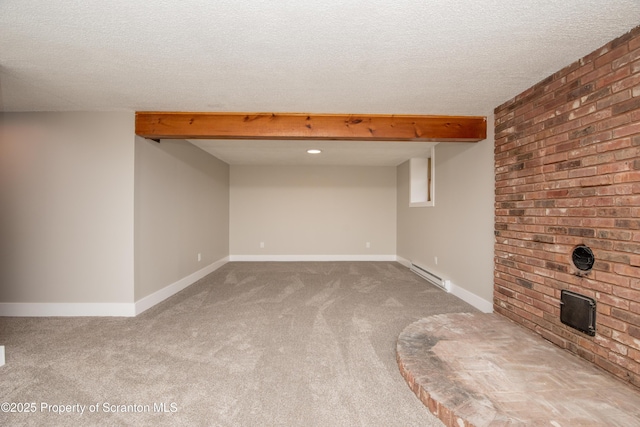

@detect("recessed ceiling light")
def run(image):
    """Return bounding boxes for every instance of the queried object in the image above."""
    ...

[307,149,322,154]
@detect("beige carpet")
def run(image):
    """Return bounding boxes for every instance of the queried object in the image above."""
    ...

[0,261,474,426]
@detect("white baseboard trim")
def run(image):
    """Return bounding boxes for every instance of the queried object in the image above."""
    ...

[0,257,229,318]
[396,256,493,313]
[0,256,493,316]
[134,256,229,315]
[448,282,494,313]
[229,254,397,262]
[0,346,4,367]
[0,302,136,317]
[395,256,411,268]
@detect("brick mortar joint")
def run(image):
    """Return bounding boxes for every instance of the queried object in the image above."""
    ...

[397,346,475,427]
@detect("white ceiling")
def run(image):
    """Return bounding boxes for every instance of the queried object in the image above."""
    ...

[1,1,639,165]
[188,139,438,166]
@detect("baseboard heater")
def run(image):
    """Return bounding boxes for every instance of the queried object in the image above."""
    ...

[410,263,449,292]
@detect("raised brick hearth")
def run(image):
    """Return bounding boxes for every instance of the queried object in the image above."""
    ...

[495,25,640,387]
[397,313,640,426]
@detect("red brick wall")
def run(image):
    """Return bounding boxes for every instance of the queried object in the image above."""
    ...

[494,25,640,387]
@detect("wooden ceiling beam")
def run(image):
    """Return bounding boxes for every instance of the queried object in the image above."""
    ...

[135,112,486,142]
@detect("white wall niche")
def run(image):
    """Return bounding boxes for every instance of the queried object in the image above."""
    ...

[409,147,435,207]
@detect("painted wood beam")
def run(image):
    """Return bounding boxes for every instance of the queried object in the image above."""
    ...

[135,112,486,142]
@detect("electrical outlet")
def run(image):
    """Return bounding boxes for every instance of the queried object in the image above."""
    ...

[366,242,371,248]
[434,256,438,265]
[197,253,202,262]
[260,242,265,249]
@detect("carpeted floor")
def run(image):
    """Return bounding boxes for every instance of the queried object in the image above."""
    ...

[0,261,474,426]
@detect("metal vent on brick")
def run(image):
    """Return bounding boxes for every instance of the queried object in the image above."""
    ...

[572,245,594,272]
[560,290,596,336]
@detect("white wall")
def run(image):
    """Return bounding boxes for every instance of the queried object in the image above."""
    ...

[134,138,229,303]
[230,165,396,259]
[0,112,135,308]
[397,114,495,311]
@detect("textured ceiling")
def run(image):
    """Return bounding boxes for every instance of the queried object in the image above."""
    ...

[1,1,639,164]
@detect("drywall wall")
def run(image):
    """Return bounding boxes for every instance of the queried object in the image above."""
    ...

[0,112,135,305]
[134,138,229,301]
[397,122,495,310]
[230,165,396,259]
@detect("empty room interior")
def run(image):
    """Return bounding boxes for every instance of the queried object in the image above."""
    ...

[2,2,640,426]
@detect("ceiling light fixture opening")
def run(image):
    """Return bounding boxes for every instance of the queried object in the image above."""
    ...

[307,149,322,154]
